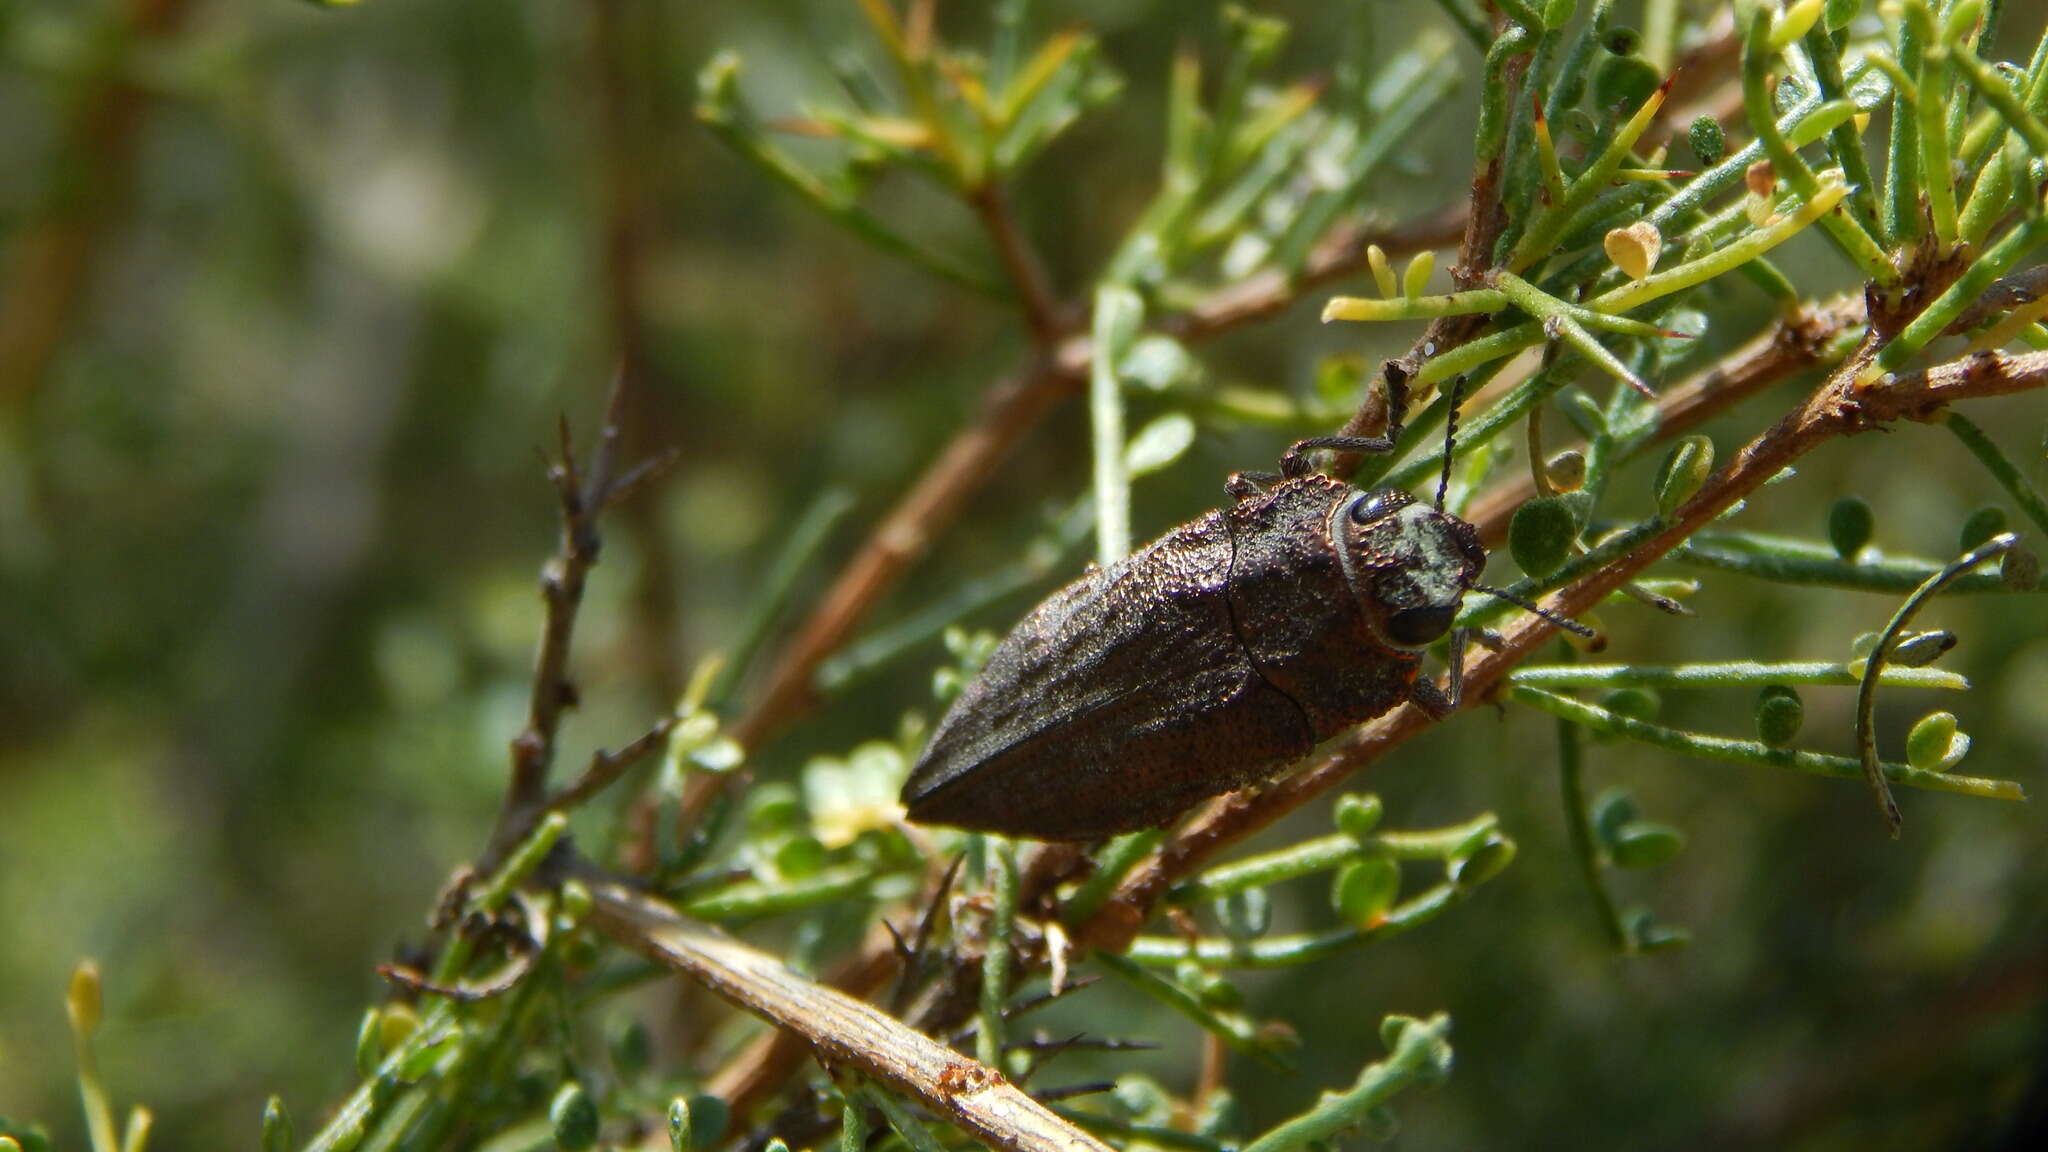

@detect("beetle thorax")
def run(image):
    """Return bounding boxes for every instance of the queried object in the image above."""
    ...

[1330,488,1487,650]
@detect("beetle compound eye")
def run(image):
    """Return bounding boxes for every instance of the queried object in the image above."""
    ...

[1349,489,1407,524]
[1384,604,1457,647]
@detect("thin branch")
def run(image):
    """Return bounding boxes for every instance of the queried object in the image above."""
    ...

[546,715,681,812]
[486,372,661,866]
[590,883,1113,1152]
[966,181,1067,345]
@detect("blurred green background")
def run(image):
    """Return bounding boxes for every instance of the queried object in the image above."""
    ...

[2,1,2046,1148]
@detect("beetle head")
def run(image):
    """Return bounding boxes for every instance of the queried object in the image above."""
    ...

[1333,487,1486,650]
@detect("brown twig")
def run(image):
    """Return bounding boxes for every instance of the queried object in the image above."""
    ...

[485,374,656,866]
[966,181,1068,345]
[546,715,681,813]
[591,883,1113,1152]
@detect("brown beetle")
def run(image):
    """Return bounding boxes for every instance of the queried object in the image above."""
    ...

[898,375,1576,840]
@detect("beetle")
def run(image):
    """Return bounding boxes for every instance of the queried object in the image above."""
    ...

[900,375,1576,841]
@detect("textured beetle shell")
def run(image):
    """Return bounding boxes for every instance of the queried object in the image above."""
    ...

[901,474,1426,840]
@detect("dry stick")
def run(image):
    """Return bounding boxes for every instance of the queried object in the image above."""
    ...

[966,181,1068,346]
[1077,347,2048,952]
[590,884,1113,1152]
[485,376,638,865]
[709,854,1085,1134]
[727,207,1468,755]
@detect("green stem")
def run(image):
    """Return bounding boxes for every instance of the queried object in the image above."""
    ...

[677,866,894,921]
[1508,684,2024,802]
[976,840,1018,1069]
[1556,700,1628,951]
[1238,1015,1453,1152]
[1864,216,2048,382]
[1737,1,1894,280]
[1511,661,1969,690]
[1947,411,2048,540]
[1322,289,1508,323]
[1671,534,2025,593]
[1170,816,1498,903]
[1854,532,2022,835]
[1060,830,1163,926]
[1128,886,1466,968]
[1092,952,1284,1065]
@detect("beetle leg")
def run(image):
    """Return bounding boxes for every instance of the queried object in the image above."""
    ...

[1279,435,1396,478]
[1226,472,1276,500]
[1408,627,1468,720]
[1277,365,1416,477]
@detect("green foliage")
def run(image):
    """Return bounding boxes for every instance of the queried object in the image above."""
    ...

[4,1,2048,1150]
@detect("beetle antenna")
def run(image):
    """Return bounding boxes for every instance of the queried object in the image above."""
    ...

[1435,375,1464,512]
[1472,583,1598,638]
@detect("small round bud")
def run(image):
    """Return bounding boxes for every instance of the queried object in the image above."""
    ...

[684,1096,729,1149]
[1190,966,1243,1010]
[1600,687,1660,726]
[1451,834,1517,889]
[1906,712,1970,771]
[1828,496,1874,559]
[1511,496,1578,577]
[1335,792,1385,839]
[1889,629,1957,668]
[1605,221,1665,281]
[67,961,103,1037]
[1609,820,1686,869]
[1332,856,1401,927]
[1593,53,1661,110]
[610,1018,653,1079]
[668,1098,694,1152]
[1688,115,1726,166]
[261,1097,294,1152]
[1654,435,1714,516]
[746,783,803,836]
[559,879,593,922]
[1959,505,2008,553]
[1773,0,1824,48]
[773,834,828,879]
[1591,788,1638,848]
[377,1003,420,1054]
[1602,25,1643,55]
[1628,910,1693,952]
[1545,449,1587,491]
[354,1007,383,1077]
[1216,887,1273,942]
[551,1083,600,1151]
[1755,685,1804,748]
